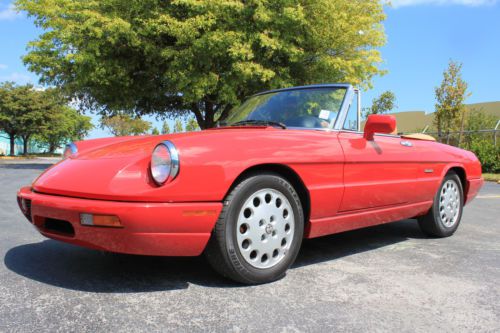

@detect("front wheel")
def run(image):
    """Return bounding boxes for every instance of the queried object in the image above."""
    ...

[418,172,464,237]
[205,173,304,284]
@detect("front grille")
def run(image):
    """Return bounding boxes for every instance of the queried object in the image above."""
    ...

[42,218,75,237]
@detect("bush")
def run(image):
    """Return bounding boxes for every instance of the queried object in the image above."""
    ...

[468,139,500,173]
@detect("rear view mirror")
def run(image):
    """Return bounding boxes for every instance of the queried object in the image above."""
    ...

[363,115,396,141]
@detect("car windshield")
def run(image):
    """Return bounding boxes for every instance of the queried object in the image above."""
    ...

[225,87,347,129]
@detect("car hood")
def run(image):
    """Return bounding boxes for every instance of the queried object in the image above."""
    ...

[32,127,303,201]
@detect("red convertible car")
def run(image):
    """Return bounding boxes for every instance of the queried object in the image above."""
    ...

[17,84,483,284]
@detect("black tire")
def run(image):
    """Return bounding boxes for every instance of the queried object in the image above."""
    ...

[205,173,304,284]
[418,171,464,237]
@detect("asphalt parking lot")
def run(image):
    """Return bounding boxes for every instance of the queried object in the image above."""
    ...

[0,159,499,332]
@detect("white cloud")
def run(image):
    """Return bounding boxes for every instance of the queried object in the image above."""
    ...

[390,0,498,8]
[0,3,19,21]
[0,72,34,84]
[0,64,7,70]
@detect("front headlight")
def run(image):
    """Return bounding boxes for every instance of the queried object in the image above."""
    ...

[151,141,180,185]
[63,143,78,159]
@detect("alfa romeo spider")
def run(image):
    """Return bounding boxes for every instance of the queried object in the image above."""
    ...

[17,84,483,284]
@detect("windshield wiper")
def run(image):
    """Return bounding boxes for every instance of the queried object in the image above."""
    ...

[231,120,287,129]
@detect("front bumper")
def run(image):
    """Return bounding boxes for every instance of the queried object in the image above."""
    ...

[17,187,222,256]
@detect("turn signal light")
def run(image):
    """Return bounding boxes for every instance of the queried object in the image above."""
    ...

[80,213,122,228]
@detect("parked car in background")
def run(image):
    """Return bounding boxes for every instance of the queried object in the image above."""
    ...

[17,84,483,284]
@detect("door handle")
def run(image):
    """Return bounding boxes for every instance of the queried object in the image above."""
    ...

[400,140,413,147]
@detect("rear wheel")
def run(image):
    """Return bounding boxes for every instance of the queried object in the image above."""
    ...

[205,173,304,284]
[418,172,464,237]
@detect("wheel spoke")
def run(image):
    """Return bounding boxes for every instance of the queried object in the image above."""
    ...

[236,188,295,269]
[438,179,461,228]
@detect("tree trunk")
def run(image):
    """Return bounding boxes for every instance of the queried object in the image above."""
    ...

[436,114,442,143]
[191,101,234,129]
[204,100,215,128]
[21,135,31,155]
[49,142,57,154]
[9,134,15,156]
[457,108,466,147]
[191,101,215,129]
[191,103,206,129]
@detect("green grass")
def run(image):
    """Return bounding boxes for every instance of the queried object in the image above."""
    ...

[483,173,500,182]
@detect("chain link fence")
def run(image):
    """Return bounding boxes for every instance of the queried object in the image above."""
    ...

[407,120,500,173]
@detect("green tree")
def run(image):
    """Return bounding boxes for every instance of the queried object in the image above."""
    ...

[161,121,171,134]
[185,118,200,132]
[151,127,160,135]
[0,82,61,155]
[36,106,93,153]
[173,119,184,133]
[17,0,386,129]
[101,114,151,136]
[434,60,470,143]
[461,109,499,173]
[366,90,396,116]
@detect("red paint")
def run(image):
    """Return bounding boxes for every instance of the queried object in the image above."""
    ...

[17,126,483,256]
[17,186,221,256]
[363,115,397,140]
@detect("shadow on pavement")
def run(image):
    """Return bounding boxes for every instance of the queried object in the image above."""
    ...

[4,240,229,292]
[294,219,426,268]
[0,163,54,170]
[4,219,427,292]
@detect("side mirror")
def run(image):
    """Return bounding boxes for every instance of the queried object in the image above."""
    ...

[363,115,396,141]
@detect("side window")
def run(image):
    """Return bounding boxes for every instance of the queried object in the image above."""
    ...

[343,91,359,131]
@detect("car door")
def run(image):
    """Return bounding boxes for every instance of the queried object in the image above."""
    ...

[336,90,418,212]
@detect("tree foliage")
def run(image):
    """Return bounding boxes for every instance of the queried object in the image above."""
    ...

[434,60,470,142]
[35,106,93,153]
[371,90,396,114]
[151,127,160,135]
[362,90,396,118]
[0,82,76,155]
[161,121,171,134]
[17,0,386,129]
[185,118,200,132]
[101,114,151,136]
[173,119,184,133]
[460,109,499,173]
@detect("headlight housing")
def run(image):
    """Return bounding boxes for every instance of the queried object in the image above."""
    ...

[63,143,78,159]
[150,141,180,185]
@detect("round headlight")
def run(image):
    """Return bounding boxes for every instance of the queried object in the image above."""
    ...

[151,141,179,185]
[63,143,78,159]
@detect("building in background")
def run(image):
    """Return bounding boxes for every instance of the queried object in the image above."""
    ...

[390,101,499,133]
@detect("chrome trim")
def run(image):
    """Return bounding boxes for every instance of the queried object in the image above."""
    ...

[152,140,180,185]
[400,140,413,147]
[333,85,355,130]
[165,140,180,180]
[424,169,434,173]
[356,89,361,132]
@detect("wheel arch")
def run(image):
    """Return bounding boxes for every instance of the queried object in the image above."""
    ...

[225,164,311,226]
[445,165,468,198]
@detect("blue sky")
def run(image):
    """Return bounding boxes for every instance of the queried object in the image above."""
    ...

[1,0,499,138]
